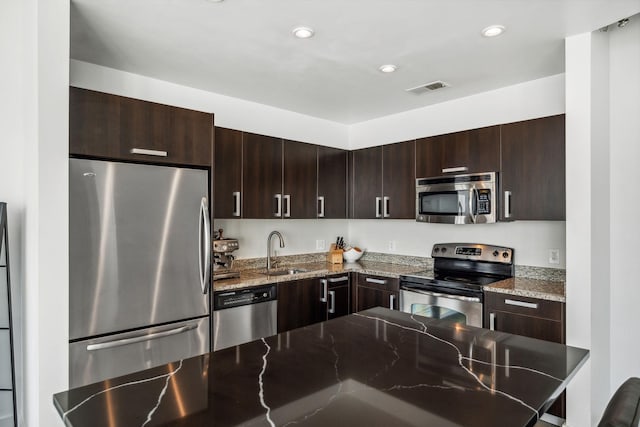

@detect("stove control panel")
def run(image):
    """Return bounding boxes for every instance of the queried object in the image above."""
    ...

[432,243,513,264]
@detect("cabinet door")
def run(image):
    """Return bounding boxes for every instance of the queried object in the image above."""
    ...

[351,146,382,219]
[356,287,399,312]
[416,126,500,178]
[317,146,348,219]
[214,127,243,218]
[283,140,318,219]
[277,279,323,333]
[501,115,565,220]
[242,133,283,219]
[69,87,121,158]
[382,141,415,219]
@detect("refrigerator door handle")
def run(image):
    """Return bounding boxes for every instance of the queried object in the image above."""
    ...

[199,197,211,294]
[86,323,199,351]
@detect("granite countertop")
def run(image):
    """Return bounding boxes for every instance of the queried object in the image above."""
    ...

[484,277,566,302]
[213,261,426,292]
[53,308,589,427]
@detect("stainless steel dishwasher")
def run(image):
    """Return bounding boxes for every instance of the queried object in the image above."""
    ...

[212,284,277,351]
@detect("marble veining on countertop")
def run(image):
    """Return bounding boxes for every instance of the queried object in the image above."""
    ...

[53,308,589,427]
[484,277,566,302]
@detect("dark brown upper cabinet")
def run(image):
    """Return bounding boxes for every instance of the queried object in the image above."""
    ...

[416,126,500,178]
[351,146,383,219]
[283,140,318,219]
[242,132,283,219]
[500,114,566,221]
[317,146,348,219]
[214,127,243,218]
[351,141,415,219]
[69,87,212,167]
[382,141,416,219]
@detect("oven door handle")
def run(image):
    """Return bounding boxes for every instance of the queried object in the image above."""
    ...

[402,287,481,303]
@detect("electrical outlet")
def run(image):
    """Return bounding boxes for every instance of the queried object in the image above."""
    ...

[388,240,397,252]
[548,249,560,265]
[316,239,325,251]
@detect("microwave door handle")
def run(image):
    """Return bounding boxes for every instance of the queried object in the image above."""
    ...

[470,187,479,223]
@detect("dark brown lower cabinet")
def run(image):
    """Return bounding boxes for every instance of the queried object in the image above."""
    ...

[277,278,322,333]
[277,275,350,334]
[484,292,565,418]
[354,274,399,312]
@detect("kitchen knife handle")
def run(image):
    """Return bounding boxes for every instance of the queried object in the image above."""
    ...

[274,194,282,217]
[376,197,382,218]
[328,291,336,314]
[232,191,241,217]
[320,279,328,303]
[318,196,325,218]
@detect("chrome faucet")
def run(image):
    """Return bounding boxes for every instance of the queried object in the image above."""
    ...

[267,231,285,271]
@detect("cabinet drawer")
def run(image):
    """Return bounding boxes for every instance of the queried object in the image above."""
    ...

[484,292,563,321]
[356,274,399,291]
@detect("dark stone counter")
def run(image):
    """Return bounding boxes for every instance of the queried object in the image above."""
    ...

[54,308,588,427]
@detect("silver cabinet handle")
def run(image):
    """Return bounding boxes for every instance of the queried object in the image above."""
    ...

[328,276,349,283]
[284,194,291,218]
[389,294,396,310]
[328,290,336,314]
[320,279,328,303]
[383,196,390,218]
[198,197,211,294]
[504,191,512,219]
[442,166,468,174]
[366,278,387,285]
[130,148,168,157]
[375,197,382,218]
[489,313,496,330]
[87,323,198,351]
[232,191,241,217]
[505,299,538,309]
[274,194,282,217]
[318,196,325,218]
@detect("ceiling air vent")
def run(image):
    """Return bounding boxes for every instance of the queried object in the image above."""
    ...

[406,80,450,95]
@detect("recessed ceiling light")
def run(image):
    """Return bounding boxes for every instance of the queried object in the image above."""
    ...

[481,25,505,37]
[379,64,397,73]
[292,27,315,39]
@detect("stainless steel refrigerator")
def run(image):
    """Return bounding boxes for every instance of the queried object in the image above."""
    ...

[69,158,211,388]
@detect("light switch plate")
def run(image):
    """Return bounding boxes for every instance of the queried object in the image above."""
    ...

[388,240,397,252]
[548,249,560,264]
[316,240,325,250]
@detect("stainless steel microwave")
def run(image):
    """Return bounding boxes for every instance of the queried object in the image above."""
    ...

[416,172,497,224]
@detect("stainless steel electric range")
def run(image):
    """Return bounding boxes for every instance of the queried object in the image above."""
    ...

[399,243,514,327]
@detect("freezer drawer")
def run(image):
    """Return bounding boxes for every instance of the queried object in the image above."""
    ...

[69,317,209,388]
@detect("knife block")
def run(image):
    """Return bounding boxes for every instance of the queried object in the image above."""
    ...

[326,244,344,264]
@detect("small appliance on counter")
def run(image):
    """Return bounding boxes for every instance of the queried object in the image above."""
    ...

[213,229,240,280]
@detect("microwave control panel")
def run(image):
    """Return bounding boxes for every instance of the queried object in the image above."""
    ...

[476,189,491,214]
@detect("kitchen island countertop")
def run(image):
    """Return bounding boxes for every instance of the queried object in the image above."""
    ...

[54,307,588,427]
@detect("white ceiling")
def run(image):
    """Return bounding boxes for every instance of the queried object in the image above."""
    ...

[70,0,640,124]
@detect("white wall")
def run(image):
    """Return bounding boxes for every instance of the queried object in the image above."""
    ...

[1,0,70,426]
[609,14,640,395]
[349,74,565,149]
[70,61,349,149]
[214,219,349,259]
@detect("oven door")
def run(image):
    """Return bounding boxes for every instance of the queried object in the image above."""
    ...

[400,288,483,328]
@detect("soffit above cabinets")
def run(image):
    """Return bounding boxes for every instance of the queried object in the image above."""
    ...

[70,0,640,124]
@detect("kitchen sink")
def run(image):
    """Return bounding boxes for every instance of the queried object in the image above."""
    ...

[264,268,309,276]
